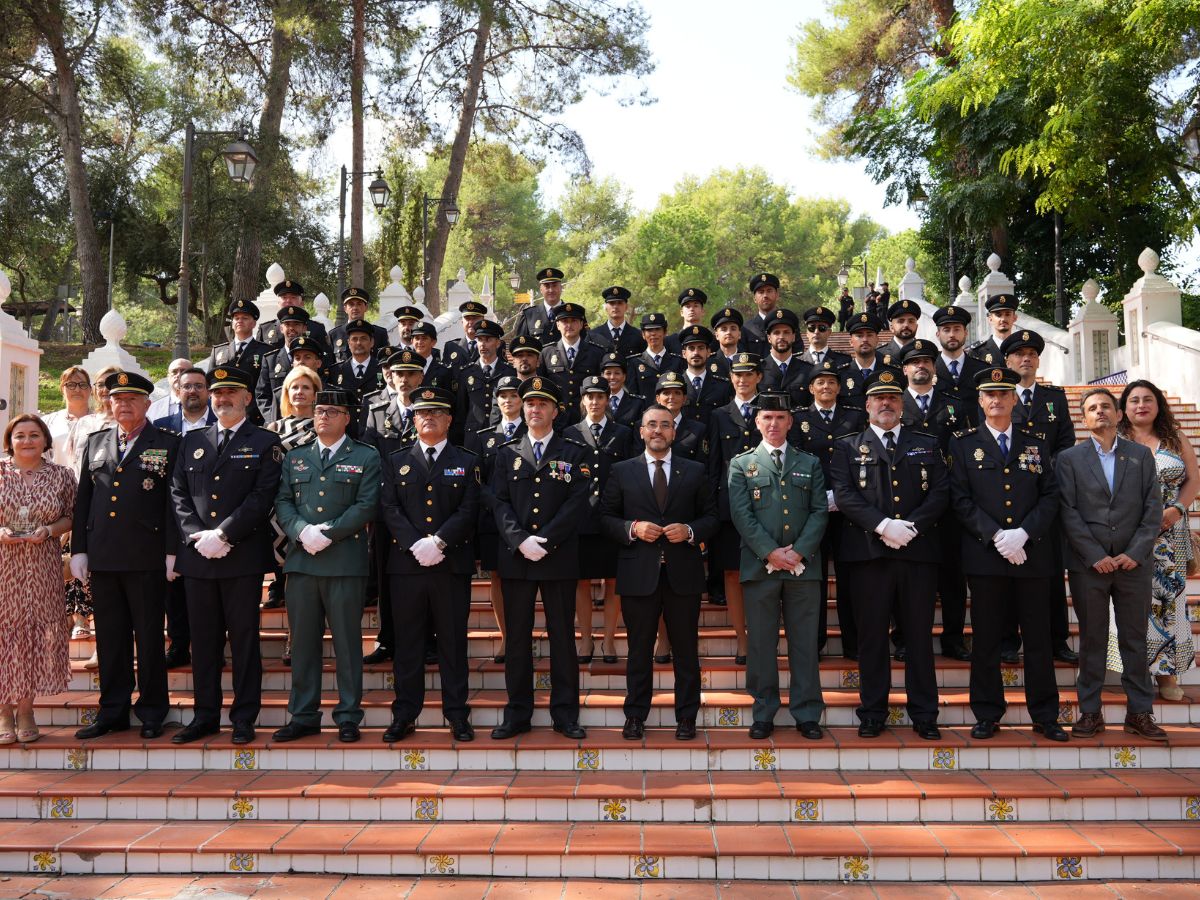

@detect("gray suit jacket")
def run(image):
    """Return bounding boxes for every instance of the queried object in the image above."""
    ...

[1055,436,1162,571]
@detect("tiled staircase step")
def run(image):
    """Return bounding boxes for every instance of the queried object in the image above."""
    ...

[7,724,1200,771]
[0,818,1196,879]
[4,767,1198,823]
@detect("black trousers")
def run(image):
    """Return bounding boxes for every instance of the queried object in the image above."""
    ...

[936,511,967,646]
[373,527,394,649]
[500,578,579,726]
[390,571,471,723]
[90,570,170,727]
[847,558,938,724]
[1002,517,1069,651]
[817,514,854,655]
[184,575,263,726]
[968,574,1059,724]
[165,578,190,651]
[622,567,701,722]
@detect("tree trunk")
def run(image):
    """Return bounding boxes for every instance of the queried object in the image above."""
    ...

[30,1,106,343]
[349,0,365,294]
[990,223,1010,262]
[231,15,295,303]
[426,3,493,314]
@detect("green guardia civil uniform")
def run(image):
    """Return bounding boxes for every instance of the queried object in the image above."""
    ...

[728,439,828,725]
[275,436,381,726]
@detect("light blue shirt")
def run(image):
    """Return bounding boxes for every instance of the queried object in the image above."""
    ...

[1091,436,1117,493]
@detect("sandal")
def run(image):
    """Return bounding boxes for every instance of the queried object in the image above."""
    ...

[0,708,14,745]
[15,712,38,744]
[1157,675,1185,702]
[84,651,99,670]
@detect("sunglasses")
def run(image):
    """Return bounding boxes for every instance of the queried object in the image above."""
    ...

[807,324,829,333]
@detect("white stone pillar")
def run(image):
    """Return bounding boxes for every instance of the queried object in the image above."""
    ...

[976,253,1015,333]
[256,263,286,323]
[0,270,43,427]
[1068,279,1119,383]
[376,265,414,327]
[1121,248,1180,380]
[80,309,149,381]
[897,258,925,302]
[952,276,977,339]
[439,268,477,343]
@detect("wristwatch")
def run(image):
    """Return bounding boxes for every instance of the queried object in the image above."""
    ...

[1169,502,1187,517]
[432,535,447,551]
[215,529,230,544]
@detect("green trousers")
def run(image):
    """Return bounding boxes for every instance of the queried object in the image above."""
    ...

[285,574,366,726]
[743,578,825,725]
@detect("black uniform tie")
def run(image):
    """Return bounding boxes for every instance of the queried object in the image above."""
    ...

[591,422,602,442]
[218,429,232,454]
[426,445,437,469]
[884,430,897,459]
[653,459,668,512]
[320,446,331,465]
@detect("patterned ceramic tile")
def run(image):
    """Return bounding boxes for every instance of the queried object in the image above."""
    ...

[427,854,457,875]
[79,707,98,726]
[46,797,75,819]
[717,707,741,727]
[840,669,861,689]
[229,797,257,820]
[793,799,821,821]
[401,748,428,771]
[602,798,630,822]
[752,748,777,771]
[1111,746,1139,768]
[232,749,257,771]
[1000,667,1021,686]
[1053,856,1085,880]
[839,854,871,881]
[383,673,396,691]
[632,855,664,878]
[413,797,440,820]
[28,851,59,874]
[1185,796,1200,820]
[986,797,1016,821]
[227,853,257,873]
[887,706,905,725]
[64,748,89,771]
[930,747,959,770]
[1057,704,1076,724]
[576,749,601,771]
[535,672,552,690]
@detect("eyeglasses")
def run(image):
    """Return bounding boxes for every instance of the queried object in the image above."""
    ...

[179,384,207,392]
[807,325,829,333]
[63,381,89,390]
[314,408,349,418]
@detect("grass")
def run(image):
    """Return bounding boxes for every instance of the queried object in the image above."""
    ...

[35,342,208,414]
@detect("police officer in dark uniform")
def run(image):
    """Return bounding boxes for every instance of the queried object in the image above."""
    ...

[255,307,321,423]
[256,280,330,349]
[410,322,460,394]
[932,305,987,423]
[759,309,813,400]
[879,298,922,366]
[710,306,746,374]
[665,288,715,356]
[538,302,603,427]
[626,313,685,399]
[457,319,515,433]
[71,371,180,740]
[207,299,271,408]
[829,369,949,740]
[380,385,481,743]
[600,351,647,430]
[654,371,707,461]
[741,273,784,357]
[791,362,867,658]
[169,366,283,745]
[329,319,386,407]
[513,267,566,344]
[799,306,850,369]
[838,313,897,406]
[490,377,590,740]
[328,288,389,363]
[837,287,855,332]
[967,293,1020,364]
[948,367,1067,742]
[441,300,493,370]
[390,305,424,351]
[587,286,646,358]
[679,325,732,427]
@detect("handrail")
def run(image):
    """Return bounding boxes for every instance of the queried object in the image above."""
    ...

[1142,329,1200,355]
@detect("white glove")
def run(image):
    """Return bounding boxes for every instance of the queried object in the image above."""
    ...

[192,530,230,560]
[518,535,549,561]
[165,554,179,582]
[69,553,89,582]
[410,536,445,567]
[879,519,916,549]
[825,490,838,513]
[299,523,333,555]
[1004,546,1028,566]
[993,528,1029,557]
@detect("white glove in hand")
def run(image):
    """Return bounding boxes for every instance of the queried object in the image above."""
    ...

[193,530,230,560]
[825,489,838,513]
[410,536,445,567]
[880,519,915,549]
[299,523,333,555]
[993,528,1029,557]
[165,554,179,582]
[1004,546,1028,566]
[518,535,549,561]
[69,553,89,582]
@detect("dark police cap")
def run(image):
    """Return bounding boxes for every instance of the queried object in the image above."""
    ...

[344,318,375,337]
[863,369,906,396]
[1000,329,1045,356]
[803,306,836,325]
[386,349,424,371]
[458,300,487,316]
[805,360,841,386]
[729,352,762,373]
[932,304,972,326]
[754,391,791,413]
[887,298,922,320]
[509,335,543,354]
[765,308,800,332]
[678,287,708,306]
[581,375,610,396]
[288,335,327,357]
[552,302,586,321]
[277,304,310,324]
[104,371,154,396]
[654,371,688,393]
[227,298,260,321]
[847,313,882,334]
[749,273,780,292]
[680,324,714,346]
[273,279,304,297]
[341,286,370,305]
[474,319,503,339]
[519,376,562,403]
[985,293,1019,313]
[207,366,253,391]
[394,305,425,321]
[494,375,522,395]
[601,350,626,370]
[602,285,631,303]
[710,307,744,329]
[897,339,937,364]
[536,267,564,283]
[640,312,668,330]
[410,386,455,412]
[410,321,438,339]
[974,366,1020,391]
[315,390,354,409]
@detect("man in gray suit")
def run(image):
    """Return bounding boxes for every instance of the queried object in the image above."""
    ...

[1056,387,1166,741]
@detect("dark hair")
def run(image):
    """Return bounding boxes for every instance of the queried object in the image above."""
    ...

[1118,379,1183,454]
[3,413,52,454]
[1078,386,1118,413]
[58,366,90,390]
[641,403,673,424]
[180,367,207,381]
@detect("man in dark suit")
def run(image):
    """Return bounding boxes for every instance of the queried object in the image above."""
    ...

[837,288,854,332]
[759,309,812,401]
[829,370,949,740]
[256,279,330,349]
[948,367,1067,742]
[457,319,515,433]
[679,325,732,427]
[512,267,566,344]
[710,306,746,373]
[490,377,590,740]
[838,314,896,406]
[601,403,719,741]
[538,302,603,426]
[665,287,714,356]
[1057,387,1167,741]
[206,299,271,412]
[587,286,646,358]
[967,293,1019,365]
[879,298,921,366]
[327,287,389,363]
[329,319,386,407]
[653,371,707,460]
[740,273,783,357]
[600,352,646,430]
[799,306,850,369]
[410,322,460,394]
[932,305,986,422]
[626,312,685,399]
[441,300,492,370]
[169,366,283,745]
[71,371,180,740]
[379,386,481,743]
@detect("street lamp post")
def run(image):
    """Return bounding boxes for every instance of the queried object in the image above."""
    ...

[421,192,461,299]
[336,166,391,309]
[176,122,257,359]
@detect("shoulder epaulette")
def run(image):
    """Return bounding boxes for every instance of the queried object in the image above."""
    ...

[951,427,977,440]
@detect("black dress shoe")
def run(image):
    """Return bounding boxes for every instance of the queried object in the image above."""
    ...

[843,651,859,662]
[940,641,972,661]
[797,721,823,740]
[1033,720,1069,742]
[734,655,747,666]
[163,647,191,669]
[490,720,532,740]
[1000,648,1020,665]
[892,645,907,662]
[748,721,774,740]
[383,720,416,743]
[1052,643,1079,664]
[338,722,361,743]
[139,723,164,739]
[231,722,256,745]
[272,722,321,742]
[75,720,129,740]
[449,719,474,742]
[970,720,999,740]
[602,654,618,664]
[621,717,644,740]
[363,647,393,665]
[709,595,727,607]
[553,721,587,740]
[493,653,506,664]
[675,718,697,741]
[857,720,884,738]
[578,654,593,664]
[653,653,672,664]
[261,591,285,610]
[912,721,941,741]
[171,721,219,744]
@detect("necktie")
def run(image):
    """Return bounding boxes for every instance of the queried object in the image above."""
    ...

[469,341,477,356]
[235,342,244,356]
[356,364,365,379]
[918,394,929,416]
[692,376,702,391]
[653,354,661,367]
[426,445,437,469]
[533,440,543,463]
[610,394,620,413]
[779,361,788,379]
[742,402,751,420]
[861,368,872,380]
[771,448,783,471]
[504,422,516,440]
[591,423,602,442]
[1022,388,1033,412]
[653,459,668,512]
[949,359,960,381]
[402,410,411,431]
[821,409,832,425]
[484,364,493,378]
[218,429,232,454]
[884,431,897,458]
[567,346,576,366]
[612,327,621,343]
[814,351,823,366]
[320,446,331,465]
[998,432,1009,458]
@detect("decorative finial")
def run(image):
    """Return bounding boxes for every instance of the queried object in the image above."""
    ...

[905,257,916,273]
[1081,278,1100,303]
[986,253,1001,273]
[389,265,403,285]
[957,275,972,293]
[1138,248,1159,275]
[265,263,285,286]
[0,270,10,303]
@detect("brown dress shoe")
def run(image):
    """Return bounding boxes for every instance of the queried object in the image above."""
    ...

[1124,711,1168,742]
[1072,712,1105,738]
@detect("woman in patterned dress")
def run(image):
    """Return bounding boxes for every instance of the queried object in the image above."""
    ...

[265,366,322,663]
[0,415,77,743]
[1118,380,1198,701]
